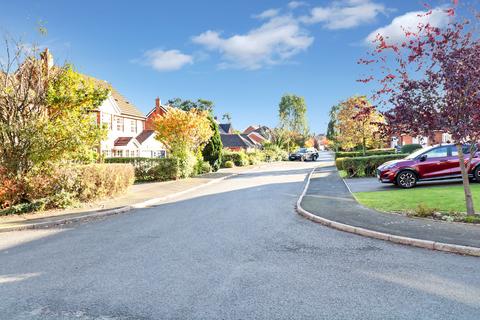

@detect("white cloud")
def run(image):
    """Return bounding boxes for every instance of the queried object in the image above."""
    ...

[141,49,193,71]
[288,1,307,9]
[301,0,387,29]
[254,8,280,19]
[192,15,313,70]
[365,8,450,44]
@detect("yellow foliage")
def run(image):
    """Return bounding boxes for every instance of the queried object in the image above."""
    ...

[153,108,213,155]
[335,96,384,151]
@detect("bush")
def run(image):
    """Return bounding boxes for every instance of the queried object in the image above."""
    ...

[263,145,288,162]
[247,151,266,165]
[222,150,249,167]
[401,144,423,154]
[224,160,234,168]
[31,163,134,202]
[0,198,47,216]
[335,148,396,159]
[200,161,212,174]
[105,157,180,182]
[338,154,407,178]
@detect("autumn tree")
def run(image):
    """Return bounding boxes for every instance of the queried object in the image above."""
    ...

[335,96,384,154]
[154,108,213,177]
[359,2,480,214]
[0,41,109,181]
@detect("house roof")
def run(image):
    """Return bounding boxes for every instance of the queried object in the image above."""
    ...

[114,137,134,146]
[221,134,255,149]
[219,123,232,134]
[241,134,261,146]
[110,88,146,119]
[86,76,146,119]
[136,130,155,144]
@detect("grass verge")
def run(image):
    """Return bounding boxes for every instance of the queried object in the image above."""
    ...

[354,184,480,223]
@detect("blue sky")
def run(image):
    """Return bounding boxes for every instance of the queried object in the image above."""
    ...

[0,0,457,133]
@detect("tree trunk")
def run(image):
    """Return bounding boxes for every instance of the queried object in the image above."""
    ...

[362,137,366,156]
[457,144,475,216]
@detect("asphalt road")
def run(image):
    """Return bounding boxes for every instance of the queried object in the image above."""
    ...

[1,156,479,319]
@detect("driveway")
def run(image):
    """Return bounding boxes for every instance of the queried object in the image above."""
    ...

[0,158,479,319]
[345,176,466,193]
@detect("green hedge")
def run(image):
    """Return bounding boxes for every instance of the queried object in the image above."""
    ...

[335,148,396,159]
[105,157,180,182]
[401,144,423,154]
[222,151,249,167]
[336,154,407,178]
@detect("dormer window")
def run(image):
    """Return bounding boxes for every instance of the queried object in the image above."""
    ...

[131,120,137,133]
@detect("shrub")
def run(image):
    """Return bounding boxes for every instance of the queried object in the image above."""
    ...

[222,150,249,167]
[247,151,266,165]
[401,144,423,154]
[105,157,180,182]
[0,198,47,216]
[339,154,407,178]
[224,160,235,168]
[200,161,212,174]
[75,164,134,201]
[335,148,396,159]
[263,145,288,162]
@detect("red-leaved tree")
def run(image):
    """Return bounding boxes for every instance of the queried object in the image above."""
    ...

[359,1,480,215]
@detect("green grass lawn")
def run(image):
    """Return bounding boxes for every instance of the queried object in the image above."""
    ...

[354,184,480,214]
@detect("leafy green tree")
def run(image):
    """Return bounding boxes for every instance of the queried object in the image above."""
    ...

[222,113,232,123]
[326,104,341,151]
[202,114,223,171]
[278,94,309,135]
[167,98,214,112]
[0,42,109,180]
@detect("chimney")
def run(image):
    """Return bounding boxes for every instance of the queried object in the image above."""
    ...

[40,48,53,78]
[155,97,161,112]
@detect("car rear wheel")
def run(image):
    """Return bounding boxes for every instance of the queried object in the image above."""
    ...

[474,165,480,182]
[396,171,417,188]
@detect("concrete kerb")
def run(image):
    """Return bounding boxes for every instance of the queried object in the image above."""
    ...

[0,164,267,233]
[296,168,480,257]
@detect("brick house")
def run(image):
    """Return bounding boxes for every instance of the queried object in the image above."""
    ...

[390,130,453,148]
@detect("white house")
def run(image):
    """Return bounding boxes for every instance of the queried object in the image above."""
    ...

[93,82,166,158]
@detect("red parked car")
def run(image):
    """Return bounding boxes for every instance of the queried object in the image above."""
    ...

[377,144,480,188]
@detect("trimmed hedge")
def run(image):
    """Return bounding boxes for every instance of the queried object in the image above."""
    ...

[0,163,135,215]
[336,154,407,178]
[105,157,180,182]
[401,144,423,154]
[335,148,396,159]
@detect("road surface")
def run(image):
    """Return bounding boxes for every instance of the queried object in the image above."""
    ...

[1,155,479,319]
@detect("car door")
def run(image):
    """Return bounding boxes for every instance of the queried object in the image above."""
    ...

[416,146,450,179]
[449,145,474,176]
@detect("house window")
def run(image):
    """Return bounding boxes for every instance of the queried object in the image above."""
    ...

[115,117,124,132]
[102,150,112,158]
[151,150,166,158]
[113,150,123,157]
[131,120,137,133]
[102,113,112,130]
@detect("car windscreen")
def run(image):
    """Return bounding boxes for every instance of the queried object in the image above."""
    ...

[405,146,430,159]
[296,148,307,153]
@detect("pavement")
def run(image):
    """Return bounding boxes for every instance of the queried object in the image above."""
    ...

[345,176,465,193]
[1,159,480,319]
[0,165,252,232]
[300,153,480,250]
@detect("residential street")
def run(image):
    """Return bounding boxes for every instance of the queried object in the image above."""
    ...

[1,155,479,319]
